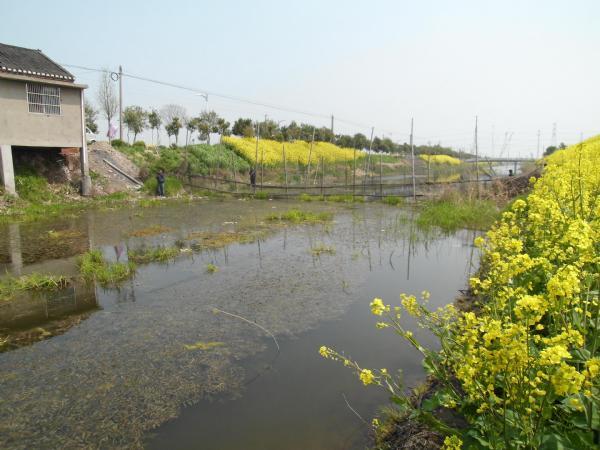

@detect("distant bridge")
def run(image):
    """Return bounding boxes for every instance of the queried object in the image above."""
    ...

[463,157,535,163]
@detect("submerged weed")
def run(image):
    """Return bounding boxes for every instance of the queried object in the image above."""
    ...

[206,263,219,273]
[127,225,173,237]
[184,341,224,351]
[310,244,336,256]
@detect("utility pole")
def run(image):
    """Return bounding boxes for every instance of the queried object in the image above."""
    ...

[330,115,334,138]
[118,65,123,141]
[410,118,416,202]
[537,129,541,158]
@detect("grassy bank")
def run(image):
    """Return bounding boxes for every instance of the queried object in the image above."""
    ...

[322,137,600,449]
[112,141,251,176]
[416,198,500,232]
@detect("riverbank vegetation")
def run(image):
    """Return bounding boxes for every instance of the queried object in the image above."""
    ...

[321,136,600,449]
[416,197,499,232]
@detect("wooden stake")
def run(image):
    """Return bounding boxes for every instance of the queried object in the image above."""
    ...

[282,142,288,196]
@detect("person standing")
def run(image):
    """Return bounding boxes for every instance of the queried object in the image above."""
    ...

[249,167,257,191]
[156,169,166,197]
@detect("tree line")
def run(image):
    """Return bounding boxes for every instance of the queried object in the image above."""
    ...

[89,70,473,158]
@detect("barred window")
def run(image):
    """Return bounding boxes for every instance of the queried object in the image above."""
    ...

[26,83,61,115]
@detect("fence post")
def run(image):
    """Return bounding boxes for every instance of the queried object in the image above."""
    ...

[379,152,383,198]
[230,153,237,192]
[260,145,264,191]
[353,148,356,200]
[320,156,324,197]
[283,142,288,197]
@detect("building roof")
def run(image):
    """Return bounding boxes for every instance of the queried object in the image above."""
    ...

[0,43,74,81]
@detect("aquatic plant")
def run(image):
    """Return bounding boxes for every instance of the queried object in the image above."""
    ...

[78,250,136,286]
[206,263,219,273]
[183,341,224,351]
[310,244,336,256]
[266,209,332,224]
[321,136,600,449]
[127,246,179,264]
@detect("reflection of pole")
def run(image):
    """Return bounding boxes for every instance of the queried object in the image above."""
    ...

[8,223,23,276]
[410,118,416,201]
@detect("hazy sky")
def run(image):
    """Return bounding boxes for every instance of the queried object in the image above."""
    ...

[2,0,599,156]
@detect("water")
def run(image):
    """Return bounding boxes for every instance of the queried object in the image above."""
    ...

[0,199,477,449]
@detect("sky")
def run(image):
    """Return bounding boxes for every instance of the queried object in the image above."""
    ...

[2,0,599,156]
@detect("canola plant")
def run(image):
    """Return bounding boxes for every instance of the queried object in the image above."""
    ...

[321,136,600,449]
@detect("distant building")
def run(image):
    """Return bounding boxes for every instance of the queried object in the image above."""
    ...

[0,43,91,195]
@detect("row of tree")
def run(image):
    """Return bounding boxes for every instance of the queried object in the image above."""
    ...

[89,70,471,157]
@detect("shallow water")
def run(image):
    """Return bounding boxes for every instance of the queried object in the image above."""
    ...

[0,199,477,449]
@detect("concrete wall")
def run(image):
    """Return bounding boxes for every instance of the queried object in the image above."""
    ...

[0,78,83,148]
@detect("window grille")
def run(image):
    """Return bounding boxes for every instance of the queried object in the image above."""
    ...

[26,83,61,115]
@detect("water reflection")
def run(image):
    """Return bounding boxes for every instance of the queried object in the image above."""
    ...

[0,200,478,449]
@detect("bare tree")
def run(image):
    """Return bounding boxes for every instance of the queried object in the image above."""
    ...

[160,104,187,146]
[96,69,118,141]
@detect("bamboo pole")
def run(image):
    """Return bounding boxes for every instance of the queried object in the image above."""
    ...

[260,145,264,190]
[282,142,288,197]
[410,118,416,201]
[306,127,315,188]
[353,147,357,200]
[230,152,237,192]
[320,156,324,196]
[379,152,383,197]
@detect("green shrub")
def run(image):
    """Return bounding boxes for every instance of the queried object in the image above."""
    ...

[133,141,146,148]
[110,139,126,147]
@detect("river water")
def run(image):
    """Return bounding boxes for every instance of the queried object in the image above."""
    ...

[0,199,477,449]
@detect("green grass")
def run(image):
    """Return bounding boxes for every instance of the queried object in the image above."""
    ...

[113,143,251,176]
[416,198,499,232]
[143,176,183,197]
[127,246,180,264]
[381,195,403,206]
[266,209,333,224]
[299,193,364,203]
[78,250,136,286]
[253,191,270,200]
[0,273,69,302]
